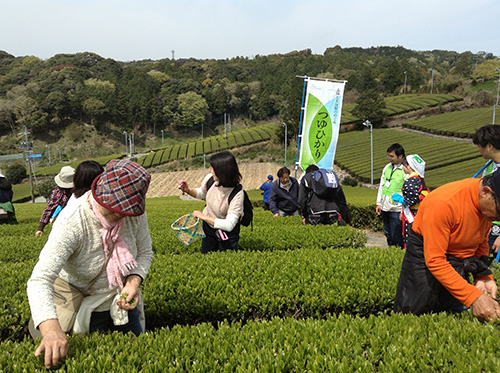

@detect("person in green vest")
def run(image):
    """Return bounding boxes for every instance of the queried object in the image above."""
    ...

[473,124,500,254]
[376,143,405,248]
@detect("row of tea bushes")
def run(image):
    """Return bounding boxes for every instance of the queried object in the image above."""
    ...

[143,247,403,328]
[0,247,403,340]
[2,312,498,372]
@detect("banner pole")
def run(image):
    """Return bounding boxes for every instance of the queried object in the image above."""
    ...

[294,76,308,179]
[472,159,492,178]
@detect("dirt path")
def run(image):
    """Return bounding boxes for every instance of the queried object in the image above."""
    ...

[146,162,303,198]
[146,161,355,198]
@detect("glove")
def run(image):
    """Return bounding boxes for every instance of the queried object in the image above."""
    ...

[391,193,406,206]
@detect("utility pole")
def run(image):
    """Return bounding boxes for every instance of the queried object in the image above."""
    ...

[403,71,407,94]
[18,126,34,202]
[430,69,434,95]
[161,129,164,147]
[493,68,500,125]
[45,144,51,166]
[282,122,287,165]
[363,120,374,188]
[123,131,128,155]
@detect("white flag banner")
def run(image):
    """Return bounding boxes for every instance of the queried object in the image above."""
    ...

[298,79,346,171]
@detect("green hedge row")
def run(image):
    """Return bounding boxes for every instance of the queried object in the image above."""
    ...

[143,247,402,329]
[137,123,278,168]
[402,107,493,137]
[335,128,483,188]
[2,313,499,372]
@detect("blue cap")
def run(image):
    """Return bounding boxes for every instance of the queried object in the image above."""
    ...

[267,175,273,180]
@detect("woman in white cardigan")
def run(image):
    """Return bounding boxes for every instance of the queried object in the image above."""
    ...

[27,159,153,369]
[179,151,244,253]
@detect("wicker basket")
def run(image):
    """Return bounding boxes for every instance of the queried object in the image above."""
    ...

[171,213,205,246]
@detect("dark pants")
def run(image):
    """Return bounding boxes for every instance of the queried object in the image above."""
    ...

[89,307,142,336]
[201,221,240,253]
[381,210,403,248]
[263,202,270,211]
[305,213,339,226]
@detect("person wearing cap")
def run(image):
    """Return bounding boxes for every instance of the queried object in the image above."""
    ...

[27,160,153,369]
[473,124,500,254]
[393,171,500,321]
[376,143,405,248]
[259,174,274,211]
[391,154,429,248]
[35,166,75,236]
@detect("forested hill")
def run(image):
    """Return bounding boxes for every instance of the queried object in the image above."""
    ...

[0,46,498,152]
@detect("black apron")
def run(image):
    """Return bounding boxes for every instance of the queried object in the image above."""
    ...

[394,229,492,314]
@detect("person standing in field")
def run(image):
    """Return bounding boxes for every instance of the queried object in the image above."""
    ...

[376,143,405,248]
[473,124,500,255]
[35,166,75,236]
[178,151,244,253]
[259,174,273,211]
[391,154,429,248]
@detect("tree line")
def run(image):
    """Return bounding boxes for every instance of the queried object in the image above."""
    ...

[0,46,498,142]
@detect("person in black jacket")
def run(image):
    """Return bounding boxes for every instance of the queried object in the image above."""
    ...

[269,167,299,217]
[298,165,351,225]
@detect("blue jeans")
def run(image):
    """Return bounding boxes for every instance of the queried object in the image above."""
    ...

[381,211,403,248]
[89,307,142,336]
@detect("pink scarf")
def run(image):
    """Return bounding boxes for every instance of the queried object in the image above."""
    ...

[90,196,137,289]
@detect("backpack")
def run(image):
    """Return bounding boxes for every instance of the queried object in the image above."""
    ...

[312,169,340,200]
[207,176,253,228]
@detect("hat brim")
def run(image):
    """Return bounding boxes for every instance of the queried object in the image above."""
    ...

[54,175,74,189]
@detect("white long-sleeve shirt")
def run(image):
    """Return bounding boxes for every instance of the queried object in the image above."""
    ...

[27,192,153,329]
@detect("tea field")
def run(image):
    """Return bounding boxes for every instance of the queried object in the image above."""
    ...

[2,195,500,371]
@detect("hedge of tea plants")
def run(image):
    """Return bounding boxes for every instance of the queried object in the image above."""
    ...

[3,194,500,371]
[335,128,485,188]
[137,123,277,168]
[2,313,500,371]
[403,107,494,138]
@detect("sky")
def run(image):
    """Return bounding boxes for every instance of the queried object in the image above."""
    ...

[1,0,499,62]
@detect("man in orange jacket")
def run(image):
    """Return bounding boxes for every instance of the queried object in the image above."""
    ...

[394,171,500,321]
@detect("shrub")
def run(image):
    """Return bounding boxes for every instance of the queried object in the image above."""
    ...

[37,178,57,199]
[5,163,27,184]
[342,175,358,187]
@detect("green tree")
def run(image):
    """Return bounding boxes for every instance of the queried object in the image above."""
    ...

[177,91,209,127]
[351,89,386,127]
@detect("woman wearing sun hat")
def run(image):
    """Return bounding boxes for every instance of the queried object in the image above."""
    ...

[35,165,75,236]
[27,159,153,369]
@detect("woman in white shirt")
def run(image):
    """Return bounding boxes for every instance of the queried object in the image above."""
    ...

[179,151,244,253]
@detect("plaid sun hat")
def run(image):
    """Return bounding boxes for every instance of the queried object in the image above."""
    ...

[171,213,205,246]
[92,159,151,216]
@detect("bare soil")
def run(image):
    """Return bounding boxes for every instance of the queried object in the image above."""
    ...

[146,161,354,198]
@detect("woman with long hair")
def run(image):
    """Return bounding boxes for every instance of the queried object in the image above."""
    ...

[178,151,244,253]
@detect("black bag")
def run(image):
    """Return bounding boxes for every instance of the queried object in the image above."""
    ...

[207,177,253,228]
[312,169,340,199]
